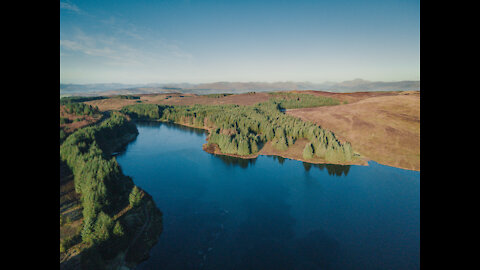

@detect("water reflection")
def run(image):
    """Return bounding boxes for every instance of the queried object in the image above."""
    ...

[111,136,138,158]
[216,154,286,169]
[272,155,286,164]
[213,150,350,176]
[312,163,350,176]
[136,121,207,136]
[302,162,312,172]
[303,162,350,176]
[214,154,257,168]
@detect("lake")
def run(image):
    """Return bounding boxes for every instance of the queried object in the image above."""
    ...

[116,122,420,270]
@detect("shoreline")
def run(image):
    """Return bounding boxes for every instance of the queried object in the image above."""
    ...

[136,119,372,168]
[60,121,163,270]
[134,119,420,172]
[202,141,369,167]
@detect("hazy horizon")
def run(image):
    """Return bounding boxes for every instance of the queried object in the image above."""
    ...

[60,78,419,86]
[60,0,420,84]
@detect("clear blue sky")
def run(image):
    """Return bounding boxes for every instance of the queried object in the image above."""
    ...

[60,0,420,84]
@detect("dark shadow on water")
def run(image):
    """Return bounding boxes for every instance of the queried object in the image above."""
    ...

[302,162,351,176]
[229,189,297,270]
[111,136,138,158]
[138,204,229,270]
[294,229,340,270]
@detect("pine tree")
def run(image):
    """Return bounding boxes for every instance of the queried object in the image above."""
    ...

[237,139,250,155]
[113,221,124,237]
[342,142,353,162]
[303,142,314,159]
[93,211,113,243]
[129,186,142,207]
[250,138,259,153]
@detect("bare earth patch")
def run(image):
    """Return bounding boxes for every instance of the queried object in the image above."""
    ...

[287,91,420,171]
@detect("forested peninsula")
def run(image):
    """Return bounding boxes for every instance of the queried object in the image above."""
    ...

[60,109,162,270]
[119,93,359,164]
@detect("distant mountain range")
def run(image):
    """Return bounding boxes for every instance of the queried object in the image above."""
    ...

[60,79,420,96]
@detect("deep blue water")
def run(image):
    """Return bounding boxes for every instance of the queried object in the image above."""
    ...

[116,122,420,270]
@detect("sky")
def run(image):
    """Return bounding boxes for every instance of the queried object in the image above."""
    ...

[60,0,420,84]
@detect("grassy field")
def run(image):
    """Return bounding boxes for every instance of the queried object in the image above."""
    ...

[287,91,420,171]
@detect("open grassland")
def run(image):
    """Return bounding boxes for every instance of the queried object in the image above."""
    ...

[287,91,420,171]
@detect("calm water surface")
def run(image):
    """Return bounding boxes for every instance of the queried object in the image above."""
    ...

[116,122,420,270]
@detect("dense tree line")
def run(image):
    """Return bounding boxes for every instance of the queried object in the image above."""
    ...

[121,99,355,163]
[62,102,100,116]
[60,96,106,105]
[60,112,142,247]
[114,95,140,100]
[119,103,169,120]
[267,92,340,109]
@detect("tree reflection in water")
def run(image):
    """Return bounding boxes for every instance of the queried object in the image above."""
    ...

[136,120,208,136]
[214,152,350,176]
[137,122,350,176]
[311,163,350,176]
[214,154,257,169]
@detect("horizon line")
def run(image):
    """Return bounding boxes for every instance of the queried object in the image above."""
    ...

[60,78,420,85]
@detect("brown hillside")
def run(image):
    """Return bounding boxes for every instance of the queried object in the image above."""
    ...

[287,91,420,171]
